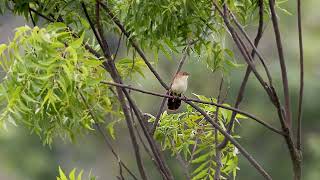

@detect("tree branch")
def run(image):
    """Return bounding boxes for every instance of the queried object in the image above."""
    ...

[82,2,148,179]
[295,0,304,179]
[296,0,304,152]
[123,90,174,180]
[213,3,274,101]
[101,81,284,136]
[28,6,36,27]
[228,11,273,86]
[214,78,223,180]
[77,89,138,180]
[218,0,265,148]
[268,0,292,128]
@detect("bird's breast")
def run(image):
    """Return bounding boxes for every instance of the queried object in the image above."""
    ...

[171,78,188,94]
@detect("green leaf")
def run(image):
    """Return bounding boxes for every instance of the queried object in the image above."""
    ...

[77,170,83,180]
[69,168,76,180]
[58,166,68,180]
[70,32,84,48]
[106,120,117,139]
[192,161,209,175]
[0,44,7,55]
[192,152,210,164]
[192,167,208,180]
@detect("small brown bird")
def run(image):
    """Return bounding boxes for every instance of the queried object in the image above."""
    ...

[167,71,189,110]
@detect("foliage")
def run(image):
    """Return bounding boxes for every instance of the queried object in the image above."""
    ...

[0,23,109,144]
[153,94,246,179]
[57,166,96,180]
[0,23,148,144]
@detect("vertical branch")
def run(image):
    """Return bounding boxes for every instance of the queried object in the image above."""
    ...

[124,91,174,180]
[214,78,224,179]
[77,89,138,180]
[268,0,292,128]
[95,2,175,179]
[296,0,304,179]
[219,0,265,148]
[82,2,148,180]
[296,0,304,152]
[268,1,302,179]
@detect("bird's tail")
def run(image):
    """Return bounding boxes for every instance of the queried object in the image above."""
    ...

[167,92,181,110]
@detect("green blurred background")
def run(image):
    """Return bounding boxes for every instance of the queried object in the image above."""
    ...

[0,1,319,179]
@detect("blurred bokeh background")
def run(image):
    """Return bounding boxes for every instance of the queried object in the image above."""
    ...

[0,1,319,179]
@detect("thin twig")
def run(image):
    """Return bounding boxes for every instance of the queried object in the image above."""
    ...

[82,2,148,179]
[213,3,273,99]
[296,0,304,152]
[218,0,265,149]
[268,0,292,128]
[214,78,223,179]
[28,7,36,27]
[101,81,284,135]
[29,7,55,22]
[113,33,123,61]
[128,92,163,173]
[77,89,138,180]
[295,0,304,179]
[123,90,174,180]
[228,11,273,86]
[268,1,302,179]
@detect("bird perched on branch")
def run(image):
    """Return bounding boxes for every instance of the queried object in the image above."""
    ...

[167,71,189,110]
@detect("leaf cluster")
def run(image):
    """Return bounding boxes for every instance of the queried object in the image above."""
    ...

[153,94,246,179]
[0,23,117,144]
[57,166,96,180]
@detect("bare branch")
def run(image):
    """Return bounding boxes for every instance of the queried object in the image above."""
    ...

[123,90,174,180]
[228,11,273,86]
[82,2,148,179]
[214,78,224,179]
[101,81,284,136]
[213,3,274,101]
[295,0,304,179]
[77,89,138,180]
[113,33,123,61]
[219,0,265,148]
[296,0,304,152]
[268,0,292,128]
[128,98,165,176]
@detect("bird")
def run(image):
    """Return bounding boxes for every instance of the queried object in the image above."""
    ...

[167,71,189,110]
